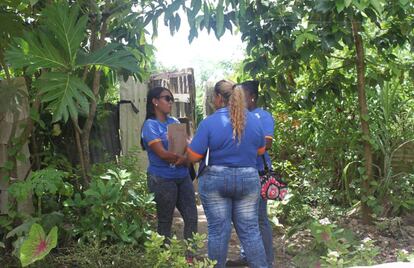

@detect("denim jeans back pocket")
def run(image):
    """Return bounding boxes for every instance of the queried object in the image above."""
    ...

[241,174,260,198]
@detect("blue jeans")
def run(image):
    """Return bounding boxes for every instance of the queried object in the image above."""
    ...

[241,197,274,267]
[198,166,267,268]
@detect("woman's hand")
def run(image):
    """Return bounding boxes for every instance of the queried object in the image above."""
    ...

[174,154,188,166]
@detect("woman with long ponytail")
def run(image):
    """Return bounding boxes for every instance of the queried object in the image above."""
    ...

[187,80,267,267]
[141,86,197,263]
[227,80,276,268]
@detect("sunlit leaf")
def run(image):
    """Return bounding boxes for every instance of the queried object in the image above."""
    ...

[76,43,139,73]
[6,32,67,74]
[370,0,384,14]
[336,0,345,13]
[19,224,57,267]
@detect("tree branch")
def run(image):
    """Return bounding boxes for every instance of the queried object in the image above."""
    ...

[71,117,83,135]
[82,66,89,81]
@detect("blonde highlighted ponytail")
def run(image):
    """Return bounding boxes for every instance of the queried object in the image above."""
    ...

[229,85,246,141]
[214,80,247,142]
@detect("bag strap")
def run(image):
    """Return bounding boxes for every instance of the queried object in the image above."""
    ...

[262,154,269,172]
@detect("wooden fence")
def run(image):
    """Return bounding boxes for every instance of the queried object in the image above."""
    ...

[391,141,414,174]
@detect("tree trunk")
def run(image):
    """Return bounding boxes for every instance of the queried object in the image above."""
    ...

[76,7,109,183]
[351,19,373,224]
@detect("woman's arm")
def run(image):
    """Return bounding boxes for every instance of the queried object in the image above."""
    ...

[149,142,179,164]
[149,141,189,166]
[187,148,203,163]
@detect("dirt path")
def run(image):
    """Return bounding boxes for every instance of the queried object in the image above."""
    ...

[172,205,288,267]
[172,205,241,262]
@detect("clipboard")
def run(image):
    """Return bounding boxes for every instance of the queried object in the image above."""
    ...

[167,123,188,155]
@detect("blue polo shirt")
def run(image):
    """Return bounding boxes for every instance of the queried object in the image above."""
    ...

[251,108,275,171]
[141,117,189,179]
[188,107,265,168]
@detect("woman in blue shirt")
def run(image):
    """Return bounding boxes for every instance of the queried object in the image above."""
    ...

[227,80,275,268]
[187,80,267,268]
[141,87,197,251]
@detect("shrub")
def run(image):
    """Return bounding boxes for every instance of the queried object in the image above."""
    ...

[64,168,155,245]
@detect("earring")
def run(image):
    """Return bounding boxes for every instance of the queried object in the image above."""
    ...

[155,103,158,107]
[251,98,255,102]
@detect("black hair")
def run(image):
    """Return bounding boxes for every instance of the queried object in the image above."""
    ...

[240,80,259,98]
[140,86,173,150]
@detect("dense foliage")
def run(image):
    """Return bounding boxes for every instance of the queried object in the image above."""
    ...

[0,0,413,267]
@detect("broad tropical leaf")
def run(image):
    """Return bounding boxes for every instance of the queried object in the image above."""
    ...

[34,72,94,122]
[19,223,58,267]
[5,1,87,73]
[76,43,140,73]
[5,31,68,74]
[41,1,87,66]
[215,0,225,39]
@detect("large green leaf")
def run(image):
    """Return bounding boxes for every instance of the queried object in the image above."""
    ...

[239,0,246,17]
[41,2,87,66]
[76,43,140,73]
[335,0,345,13]
[19,223,58,267]
[6,31,68,74]
[215,0,225,39]
[204,3,211,32]
[370,0,385,14]
[295,32,319,49]
[191,0,202,15]
[34,72,94,122]
[5,1,87,73]
[8,181,32,203]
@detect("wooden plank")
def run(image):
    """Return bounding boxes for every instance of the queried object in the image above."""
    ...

[391,142,414,173]
[119,77,149,171]
[203,81,216,117]
[0,192,8,214]
[150,69,194,80]
[0,153,9,213]
[0,113,13,144]
[15,161,34,215]
[0,78,33,215]
[174,93,190,103]
[0,144,7,167]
